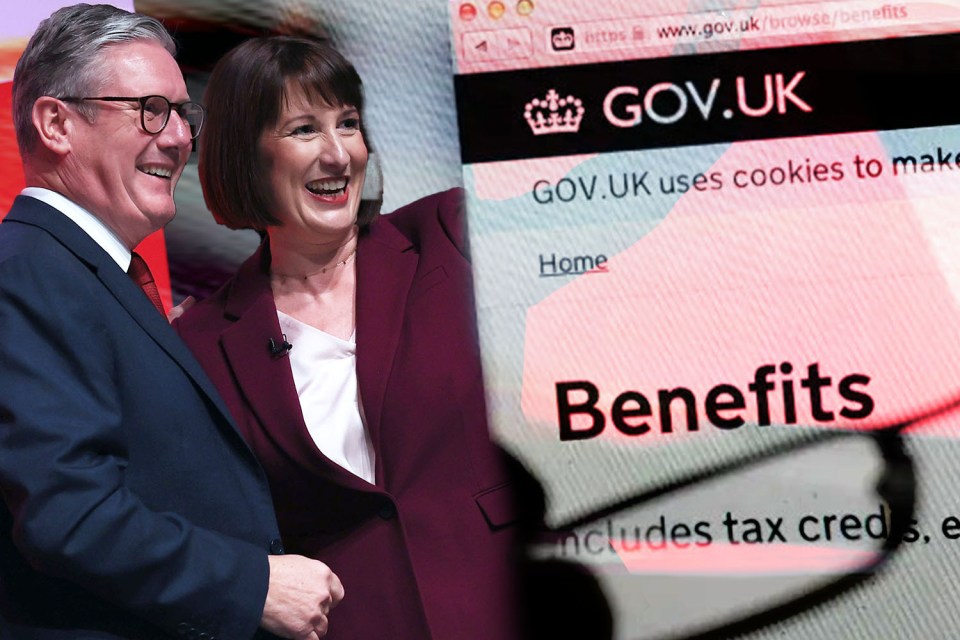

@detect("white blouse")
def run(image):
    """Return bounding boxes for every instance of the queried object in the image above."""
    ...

[277,310,375,484]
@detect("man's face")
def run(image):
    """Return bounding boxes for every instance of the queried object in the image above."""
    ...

[62,40,192,249]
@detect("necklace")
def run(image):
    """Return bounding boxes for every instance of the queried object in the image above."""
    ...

[272,247,357,281]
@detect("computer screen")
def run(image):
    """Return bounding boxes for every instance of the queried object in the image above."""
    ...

[451,0,960,637]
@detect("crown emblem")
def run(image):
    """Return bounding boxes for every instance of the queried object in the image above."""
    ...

[551,29,574,50]
[524,89,584,135]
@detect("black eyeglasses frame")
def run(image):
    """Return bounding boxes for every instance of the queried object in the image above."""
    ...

[59,95,205,140]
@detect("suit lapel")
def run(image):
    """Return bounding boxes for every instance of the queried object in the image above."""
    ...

[220,244,377,491]
[4,197,239,431]
[355,218,418,468]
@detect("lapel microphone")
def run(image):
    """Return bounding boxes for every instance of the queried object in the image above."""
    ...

[268,336,293,357]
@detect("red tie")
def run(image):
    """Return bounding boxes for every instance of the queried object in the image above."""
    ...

[127,251,165,316]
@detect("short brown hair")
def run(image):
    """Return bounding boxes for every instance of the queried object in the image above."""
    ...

[199,36,381,230]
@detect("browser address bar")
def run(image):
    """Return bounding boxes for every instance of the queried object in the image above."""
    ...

[551,0,956,53]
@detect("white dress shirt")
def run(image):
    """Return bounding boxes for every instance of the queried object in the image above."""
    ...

[277,310,375,484]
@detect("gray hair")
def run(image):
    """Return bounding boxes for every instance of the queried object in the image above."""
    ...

[12,3,177,156]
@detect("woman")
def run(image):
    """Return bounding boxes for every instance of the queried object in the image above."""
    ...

[173,37,523,639]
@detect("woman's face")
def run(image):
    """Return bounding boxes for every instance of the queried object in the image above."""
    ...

[259,84,368,244]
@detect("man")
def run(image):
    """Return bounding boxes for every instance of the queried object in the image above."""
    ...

[0,5,342,639]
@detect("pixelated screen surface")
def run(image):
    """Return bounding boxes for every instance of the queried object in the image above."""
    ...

[452,0,960,637]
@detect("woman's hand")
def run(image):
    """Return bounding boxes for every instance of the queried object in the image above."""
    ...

[166,295,195,323]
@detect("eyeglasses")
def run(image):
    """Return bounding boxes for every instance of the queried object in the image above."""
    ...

[60,95,205,140]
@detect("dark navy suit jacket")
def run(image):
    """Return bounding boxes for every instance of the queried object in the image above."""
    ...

[175,189,524,639]
[0,195,281,639]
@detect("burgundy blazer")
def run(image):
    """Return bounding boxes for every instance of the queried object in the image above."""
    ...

[175,189,523,639]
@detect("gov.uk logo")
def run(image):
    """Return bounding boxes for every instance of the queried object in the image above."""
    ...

[551,27,575,51]
[524,89,584,135]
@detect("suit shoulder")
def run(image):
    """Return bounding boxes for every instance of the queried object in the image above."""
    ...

[376,188,467,255]
[382,187,464,225]
[0,224,100,298]
[0,217,69,265]
[0,229,114,359]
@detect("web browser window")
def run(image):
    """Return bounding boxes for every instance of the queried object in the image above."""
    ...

[451,1,960,637]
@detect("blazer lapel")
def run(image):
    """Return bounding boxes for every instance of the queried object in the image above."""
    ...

[220,244,377,492]
[4,197,239,431]
[355,218,418,468]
